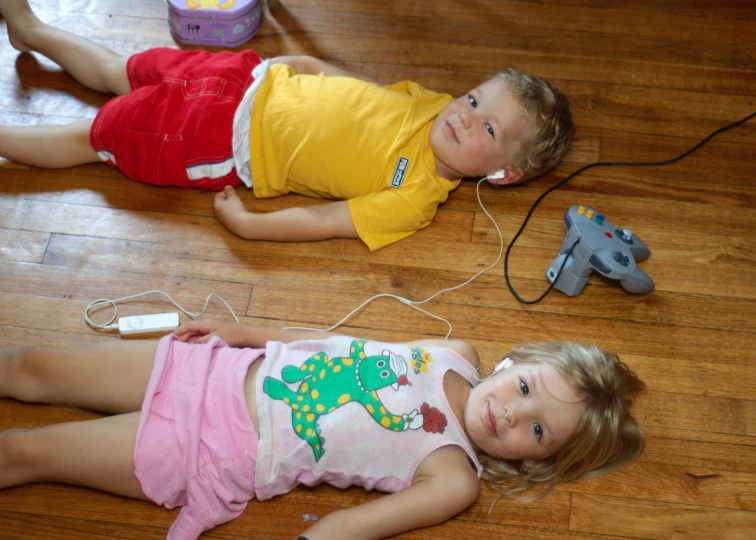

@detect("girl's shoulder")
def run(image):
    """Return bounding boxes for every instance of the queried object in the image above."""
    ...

[406,339,480,369]
[413,444,481,497]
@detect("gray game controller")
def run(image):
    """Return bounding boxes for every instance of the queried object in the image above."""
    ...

[546,205,654,296]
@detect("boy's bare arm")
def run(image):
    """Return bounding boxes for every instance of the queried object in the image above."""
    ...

[271,55,381,85]
[214,186,359,242]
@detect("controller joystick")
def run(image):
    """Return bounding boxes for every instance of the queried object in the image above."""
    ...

[546,205,654,296]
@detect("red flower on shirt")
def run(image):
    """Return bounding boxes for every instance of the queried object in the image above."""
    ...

[420,402,447,434]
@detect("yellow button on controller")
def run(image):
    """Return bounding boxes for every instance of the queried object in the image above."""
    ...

[578,206,585,215]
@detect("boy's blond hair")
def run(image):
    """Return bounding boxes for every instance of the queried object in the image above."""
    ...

[491,69,574,180]
[478,341,645,501]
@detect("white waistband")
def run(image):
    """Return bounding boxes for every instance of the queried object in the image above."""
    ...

[231,59,271,188]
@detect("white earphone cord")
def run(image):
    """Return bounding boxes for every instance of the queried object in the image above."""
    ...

[284,177,503,339]
[84,290,240,330]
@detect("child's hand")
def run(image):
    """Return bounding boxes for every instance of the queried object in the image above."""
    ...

[214,186,250,229]
[173,319,242,346]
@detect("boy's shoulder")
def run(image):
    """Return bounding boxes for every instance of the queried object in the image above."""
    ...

[384,79,452,100]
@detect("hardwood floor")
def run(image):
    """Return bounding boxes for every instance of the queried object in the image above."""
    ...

[1,1,755,538]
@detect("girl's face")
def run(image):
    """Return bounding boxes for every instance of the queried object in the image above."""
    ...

[464,362,584,464]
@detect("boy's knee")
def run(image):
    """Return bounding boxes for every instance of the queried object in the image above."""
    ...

[73,118,94,142]
[103,57,130,95]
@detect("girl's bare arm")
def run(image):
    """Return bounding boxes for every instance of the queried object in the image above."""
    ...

[176,324,482,362]
[173,320,345,348]
[299,445,480,540]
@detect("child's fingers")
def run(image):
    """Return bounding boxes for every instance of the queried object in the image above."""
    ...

[223,185,239,199]
[188,333,214,344]
[174,321,199,335]
[174,320,211,339]
[173,325,191,339]
[174,330,198,342]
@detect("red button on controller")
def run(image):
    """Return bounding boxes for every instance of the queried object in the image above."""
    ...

[605,232,613,238]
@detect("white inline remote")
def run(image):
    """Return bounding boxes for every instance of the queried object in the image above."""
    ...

[118,313,180,335]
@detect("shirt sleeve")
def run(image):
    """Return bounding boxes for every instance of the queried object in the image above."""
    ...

[383,80,413,94]
[347,189,434,251]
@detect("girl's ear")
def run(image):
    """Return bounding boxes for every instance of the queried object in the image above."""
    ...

[522,458,537,469]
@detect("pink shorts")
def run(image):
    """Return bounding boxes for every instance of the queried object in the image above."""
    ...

[135,335,265,539]
[90,48,261,190]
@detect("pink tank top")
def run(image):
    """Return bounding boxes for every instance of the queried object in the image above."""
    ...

[253,337,482,500]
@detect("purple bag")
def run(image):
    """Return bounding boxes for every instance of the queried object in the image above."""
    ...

[166,0,262,48]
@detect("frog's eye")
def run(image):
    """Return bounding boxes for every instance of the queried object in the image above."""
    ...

[380,370,390,378]
[376,360,386,368]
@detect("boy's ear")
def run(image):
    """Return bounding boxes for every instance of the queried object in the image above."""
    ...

[487,166,525,186]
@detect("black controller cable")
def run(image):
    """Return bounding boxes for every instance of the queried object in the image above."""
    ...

[504,110,756,304]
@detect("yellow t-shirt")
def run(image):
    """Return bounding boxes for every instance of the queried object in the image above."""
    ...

[249,64,461,251]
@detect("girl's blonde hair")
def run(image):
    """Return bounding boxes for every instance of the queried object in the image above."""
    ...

[478,341,645,500]
[491,69,575,180]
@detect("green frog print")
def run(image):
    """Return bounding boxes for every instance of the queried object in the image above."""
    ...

[263,339,443,461]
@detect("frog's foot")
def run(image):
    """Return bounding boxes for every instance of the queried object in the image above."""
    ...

[263,376,297,402]
[282,365,309,384]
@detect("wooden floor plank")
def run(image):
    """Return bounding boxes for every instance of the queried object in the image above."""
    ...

[0,229,49,263]
[0,510,168,540]
[0,260,253,318]
[642,426,756,448]
[37,234,756,333]
[570,493,756,540]
[0,326,114,347]
[642,436,756,475]
[559,461,756,511]
[6,195,754,295]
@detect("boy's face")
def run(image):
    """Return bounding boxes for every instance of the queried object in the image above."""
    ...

[464,362,583,465]
[430,77,531,182]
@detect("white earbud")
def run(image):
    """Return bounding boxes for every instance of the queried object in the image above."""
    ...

[493,357,514,374]
[486,170,507,181]
[473,357,513,381]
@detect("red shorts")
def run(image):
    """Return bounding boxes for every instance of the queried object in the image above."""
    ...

[90,48,261,190]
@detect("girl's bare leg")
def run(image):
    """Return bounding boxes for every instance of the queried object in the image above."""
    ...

[0,118,101,168]
[0,412,149,499]
[0,339,159,414]
[1,0,130,95]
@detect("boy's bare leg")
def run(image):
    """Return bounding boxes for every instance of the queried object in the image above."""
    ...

[0,412,149,499]
[0,339,159,414]
[0,118,101,167]
[1,0,130,95]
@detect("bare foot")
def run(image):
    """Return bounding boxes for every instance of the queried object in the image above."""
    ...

[0,0,40,53]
